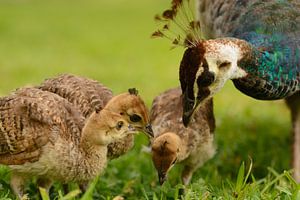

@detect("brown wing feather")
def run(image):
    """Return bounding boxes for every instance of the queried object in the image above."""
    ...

[37,74,113,117]
[150,87,214,139]
[0,87,85,165]
[150,88,183,135]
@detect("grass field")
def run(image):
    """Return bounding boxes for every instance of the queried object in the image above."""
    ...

[0,0,298,199]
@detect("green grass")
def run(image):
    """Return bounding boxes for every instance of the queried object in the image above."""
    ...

[0,0,298,199]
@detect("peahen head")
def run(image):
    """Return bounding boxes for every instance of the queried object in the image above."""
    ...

[152,0,249,126]
[180,39,248,126]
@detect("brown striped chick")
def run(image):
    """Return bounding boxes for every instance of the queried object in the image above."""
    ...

[150,88,215,185]
[0,87,135,199]
[37,74,153,159]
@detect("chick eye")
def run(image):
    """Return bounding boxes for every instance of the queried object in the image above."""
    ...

[219,61,231,68]
[116,121,124,130]
[130,114,142,122]
[172,158,177,165]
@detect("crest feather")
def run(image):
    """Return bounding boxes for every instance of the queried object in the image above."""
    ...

[151,0,203,48]
[128,88,138,96]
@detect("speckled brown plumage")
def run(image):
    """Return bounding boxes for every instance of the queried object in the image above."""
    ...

[37,74,152,159]
[106,134,134,159]
[37,74,113,118]
[150,87,215,185]
[0,87,133,198]
[0,87,84,165]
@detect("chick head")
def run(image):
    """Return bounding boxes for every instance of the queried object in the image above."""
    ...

[87,109,136,145]
[151,132,180,185]
[104,88,153,137]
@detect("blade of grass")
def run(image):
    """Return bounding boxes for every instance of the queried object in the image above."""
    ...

[243,157,253,186]
[283,170,298,188]
[261,169,286,194]
[80,176,99,200]
[235,161,245,192]
[61,189,81,200]
[141,187,149,200]
[39,187,50,200]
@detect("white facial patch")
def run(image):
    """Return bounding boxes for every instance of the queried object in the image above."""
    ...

[203,41,247,96]
[193,66,204,99]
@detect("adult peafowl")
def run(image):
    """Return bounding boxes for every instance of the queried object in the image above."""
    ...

[153,0,300,181]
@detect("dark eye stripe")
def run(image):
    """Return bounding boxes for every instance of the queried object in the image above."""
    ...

[179,46,203,97]
[196,59,215,87]
[197,72,215,87]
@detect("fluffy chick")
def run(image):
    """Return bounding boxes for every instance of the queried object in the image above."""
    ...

[150,87,215,185]
[0,87,134,199]
[37,74,153,159]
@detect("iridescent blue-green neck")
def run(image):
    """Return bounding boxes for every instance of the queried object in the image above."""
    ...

[232,32,300,100]
[229,0,300,100]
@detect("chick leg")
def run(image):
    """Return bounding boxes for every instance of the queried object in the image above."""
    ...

[181,165,195,185]
[286,92,300,182]
[10,172,26,200]
[37,178,53,193]
[79,182,89,193]
[181,134,216,185]
[62,182,88,196]
[63,184,69,195]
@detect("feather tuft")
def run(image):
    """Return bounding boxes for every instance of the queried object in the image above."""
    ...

[162,9,176,20]
[152,0,203,48]
[128,88,138,96]
[151,30,164,38]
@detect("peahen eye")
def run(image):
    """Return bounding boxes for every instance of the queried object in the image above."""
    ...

[130,114,142,122]
[218,61,231,68]
[116,121,124,130]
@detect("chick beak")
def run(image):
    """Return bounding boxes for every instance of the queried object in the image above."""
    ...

[158,172,167,185]
[182,90,196,127]
[144,124,154,137]
[128,124,136,133]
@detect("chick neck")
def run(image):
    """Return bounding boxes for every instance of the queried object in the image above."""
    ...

[80,111,110,154]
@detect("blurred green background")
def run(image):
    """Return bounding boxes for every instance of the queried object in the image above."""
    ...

[0,0,294,199]
[0,0,180,100]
